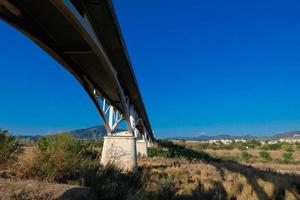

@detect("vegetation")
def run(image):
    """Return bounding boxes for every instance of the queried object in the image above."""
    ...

[241,151,253,162]
[196,140,299,154]
[296,142,300,150]
[0,129,21,167]
[85,164,144,200]
[13,133,102,185]
[282,152,294,164]
[149,140,214,161]
[261,143,282,150]
[1,133,300,200]
[259,150,272,161]
[148,146,170,158]
[139,142,300,200]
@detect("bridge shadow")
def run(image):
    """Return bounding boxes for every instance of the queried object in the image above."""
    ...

[156,140,300,200]
[57,187,91,200]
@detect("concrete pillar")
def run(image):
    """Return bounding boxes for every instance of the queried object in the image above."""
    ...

[136,139,148,157]
[100,132,137,171]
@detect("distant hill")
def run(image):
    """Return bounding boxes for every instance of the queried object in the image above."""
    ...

[16,125,122,140]
[169,131,300,141]
[16,135,41,141]
[262,130,300,140]
[169,134,258,141]
[69,125,108,139]
[64,125,125,139]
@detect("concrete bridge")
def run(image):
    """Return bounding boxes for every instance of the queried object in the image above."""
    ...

[0,0,154,171]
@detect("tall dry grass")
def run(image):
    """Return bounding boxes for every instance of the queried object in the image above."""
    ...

[140,141,300,200]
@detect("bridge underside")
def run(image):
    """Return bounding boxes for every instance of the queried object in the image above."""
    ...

[0,0,153,140]
[0,0,154,170]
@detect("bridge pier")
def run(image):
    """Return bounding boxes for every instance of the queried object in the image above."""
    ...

[136,139,148,157]
[100,132,137,171]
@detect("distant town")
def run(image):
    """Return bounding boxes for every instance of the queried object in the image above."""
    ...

[203,133,300,145]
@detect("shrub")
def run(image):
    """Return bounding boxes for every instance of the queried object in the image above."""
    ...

[245,140,262,148]
[0,129,21,167]
[148,141,214,162]
[221,144,234,150]
[148,147,170,158]
[259,150,272,161]
[261,143,281,150]
[197,143,209,150]
[241,151,252,162]
[215,142,234,150]
[282,152,293,164]
[281,143,295,152]
[158,140,213,161]
[207,143,220,150]
[16,133,100,185]
[229,141,247,150]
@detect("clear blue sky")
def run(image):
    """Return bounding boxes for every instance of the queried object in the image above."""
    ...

[1,0,300,137]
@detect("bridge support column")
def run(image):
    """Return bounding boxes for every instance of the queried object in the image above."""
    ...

[100,132,137,171]
[136,139,148,157]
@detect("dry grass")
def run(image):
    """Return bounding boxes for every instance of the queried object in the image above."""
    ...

[138,140,300,199]
[185,141,300,164]
[138,157,300,200]
[11,146,37,178]
[1,139,300,200]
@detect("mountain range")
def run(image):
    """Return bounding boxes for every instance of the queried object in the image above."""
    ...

[16,126,300,141]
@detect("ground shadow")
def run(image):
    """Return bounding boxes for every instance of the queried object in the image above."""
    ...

[178,181,231,200]
[58,187,91,200]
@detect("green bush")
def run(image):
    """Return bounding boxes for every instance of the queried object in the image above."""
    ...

[229,141,247,150]
[148,146,171,158]
[0,129,21,166]
[259,150,272,161]
[282,152,293,164]
[150,140,214,161]
[245,140,262,149]
[197,143,209,150]
[261,143,281,150]
[215,142,234,150]
[281,143,295,152]
[296,142,300,150]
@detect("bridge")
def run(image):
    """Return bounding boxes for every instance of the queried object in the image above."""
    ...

[0,0,154,170]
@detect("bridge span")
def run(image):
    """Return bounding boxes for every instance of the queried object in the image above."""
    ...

[0,0,154,170]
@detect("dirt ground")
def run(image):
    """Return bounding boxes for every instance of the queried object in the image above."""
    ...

[0,178,91,200]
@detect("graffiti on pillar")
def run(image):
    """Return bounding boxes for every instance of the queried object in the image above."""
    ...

[106,142,130,159]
